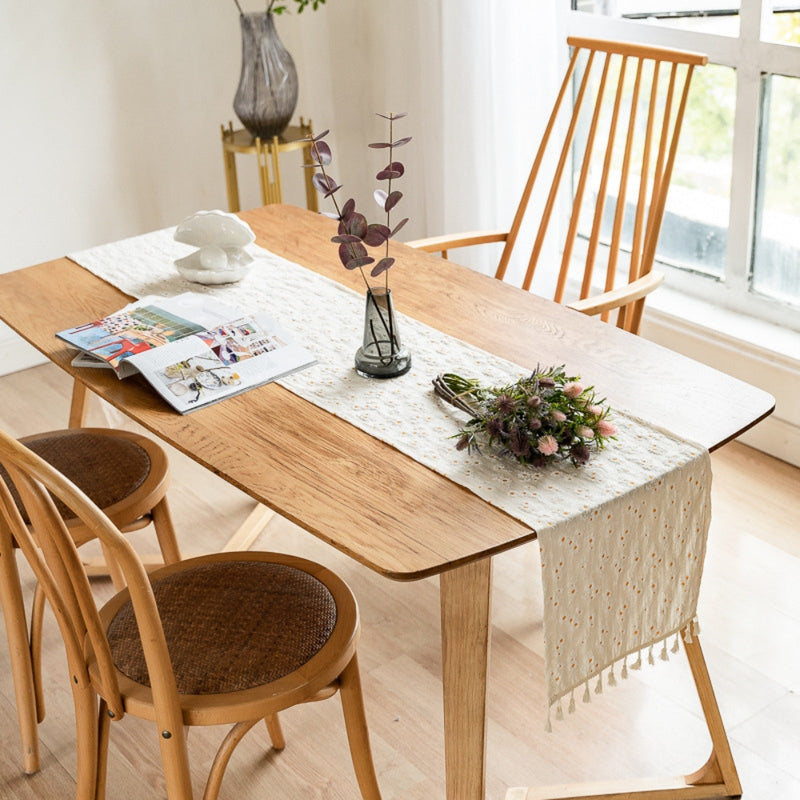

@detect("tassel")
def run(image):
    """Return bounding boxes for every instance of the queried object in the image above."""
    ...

[671,633,681,654]
[631,652,642,670]
[608,665,617,687]
[693,617,701,636]
[568,691,576,714]
[595,673,603,694]
[621,657,629,679]
[660,641,669,661]
[583,682,591,703]
[647,645,655,665]
[556,700,564,721]
[684,625,693,644]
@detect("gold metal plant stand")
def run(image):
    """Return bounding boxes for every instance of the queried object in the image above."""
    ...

[220,118,318,212]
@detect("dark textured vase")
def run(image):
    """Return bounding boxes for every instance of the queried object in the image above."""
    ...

[233,12,298,139]
[354,288,412,379]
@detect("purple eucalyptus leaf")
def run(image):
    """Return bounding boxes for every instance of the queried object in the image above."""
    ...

[331,234,362,244]
[341,197,356,220]
[345,212,368,239]
[373,189,388,208]
[347,256,375,269]
[312,129,330,142]
[391,136,412,148]
[376,161,405,180]
[363,223,391,246]
[368,142,391,149]
[390,217,409,236]
[370,257,395,277]
[384,190,403,212]
[338,241,370,269]
[376,111,408,120]
[323,184,342,198]
[312,173,337,194]
[311,140,332,165]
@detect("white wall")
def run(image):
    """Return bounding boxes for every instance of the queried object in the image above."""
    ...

[0,1,451,373]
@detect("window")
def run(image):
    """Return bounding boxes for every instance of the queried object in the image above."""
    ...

[561,1,800,332]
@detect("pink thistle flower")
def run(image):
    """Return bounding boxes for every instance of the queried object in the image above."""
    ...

[550,410,567,423]
[563,382,584,398]
[597,419,617,437]
[587,404,603,416]
[537,435,559,456]
[577,425,595,439]
[494,394,516,415]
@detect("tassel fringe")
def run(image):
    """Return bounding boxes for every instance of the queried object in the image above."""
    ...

[547,619,703,730]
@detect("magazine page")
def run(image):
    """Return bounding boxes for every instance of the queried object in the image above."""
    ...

[57,293,240,377]
[128,313,317,414]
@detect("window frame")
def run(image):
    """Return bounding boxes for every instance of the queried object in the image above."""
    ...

[558,1,800,332]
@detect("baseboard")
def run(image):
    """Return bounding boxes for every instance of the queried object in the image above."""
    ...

[641,308,800,468]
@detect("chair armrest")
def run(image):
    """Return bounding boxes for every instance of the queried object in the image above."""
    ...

[406,230,509,254]
[567,271,665,317]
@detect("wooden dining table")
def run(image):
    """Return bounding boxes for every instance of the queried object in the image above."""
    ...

[0,204,775,800]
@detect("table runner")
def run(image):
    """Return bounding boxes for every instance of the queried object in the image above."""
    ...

[68,226,711,726]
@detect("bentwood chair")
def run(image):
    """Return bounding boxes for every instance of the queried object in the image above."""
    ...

[0,426,382,800]
[410,37,708,335]
[0,427,182,775]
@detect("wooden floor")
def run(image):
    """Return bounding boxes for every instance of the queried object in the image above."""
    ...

[0,363,798,799]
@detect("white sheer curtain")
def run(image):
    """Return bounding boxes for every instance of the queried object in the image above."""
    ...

[282,0,560,277]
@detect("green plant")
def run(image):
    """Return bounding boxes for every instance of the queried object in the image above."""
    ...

[433,367,617,467]
[232,0,326,16]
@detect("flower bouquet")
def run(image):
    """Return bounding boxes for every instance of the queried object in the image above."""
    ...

[433,366,617,467]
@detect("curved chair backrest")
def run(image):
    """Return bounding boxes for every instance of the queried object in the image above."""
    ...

[497,36,707,333]
[0,428,180,728]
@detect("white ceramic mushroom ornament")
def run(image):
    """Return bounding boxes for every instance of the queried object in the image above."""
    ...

[173,210,256,284]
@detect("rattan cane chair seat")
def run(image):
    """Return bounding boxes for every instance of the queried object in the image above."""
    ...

[1,430,151,523]
[107,560,337,694]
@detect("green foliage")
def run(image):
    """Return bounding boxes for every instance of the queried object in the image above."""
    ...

[434,367,617,468]
[268,0,327,14]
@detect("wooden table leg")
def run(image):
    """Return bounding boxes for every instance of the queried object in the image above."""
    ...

[504,631,741,800]
[221,503,275,552]
[440,557,493,800]
[69,379,90,428]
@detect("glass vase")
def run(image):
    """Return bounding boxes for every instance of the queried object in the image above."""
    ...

[233,12,298,139]
[354,288,412,379]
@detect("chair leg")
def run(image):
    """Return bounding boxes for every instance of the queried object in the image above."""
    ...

[151,496,182,565]
[0,543,40,774]
[72,683,99,800]
[338,654,382,800]
[159,724,195,800]
[30,583,46,722]
[204,719,260,800]
[95,698,111,800]
[265,713,285,750]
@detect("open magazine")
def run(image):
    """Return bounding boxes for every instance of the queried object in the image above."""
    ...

[56,293,317,414]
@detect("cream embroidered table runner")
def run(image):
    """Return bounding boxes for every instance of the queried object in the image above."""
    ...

[68,227,711,724]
